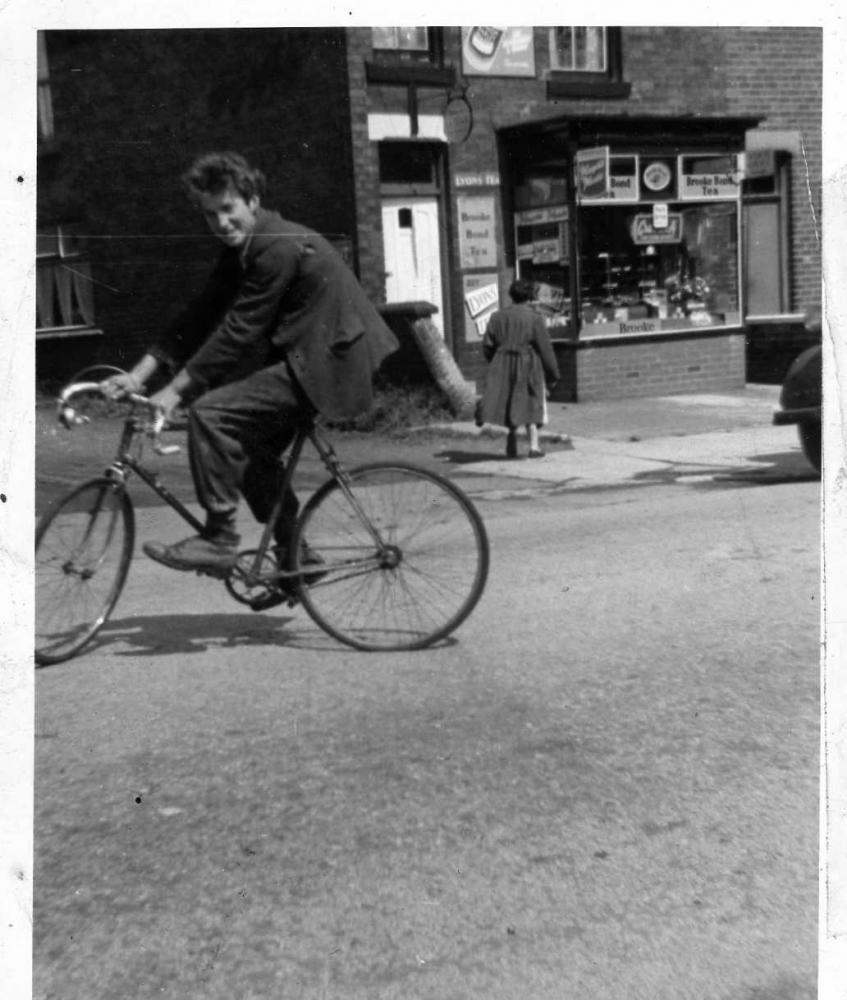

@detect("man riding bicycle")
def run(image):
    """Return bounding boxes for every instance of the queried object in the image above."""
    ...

[103,151,398,577]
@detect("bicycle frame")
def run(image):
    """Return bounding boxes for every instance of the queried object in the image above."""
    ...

[106,415,206,536]
[39,376,490,658]
[247,421,387,583]
[105,410,387,588]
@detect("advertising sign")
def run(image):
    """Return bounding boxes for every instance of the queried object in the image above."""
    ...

[742,149,776,179]
[642,161,673,192]
[629,213,683,244]
[465,281,499,318]
[534,282,567,312]
[514,206,569,225]
[461,27,535,77]
[454,171,501,188]
[679,170,740,200]
[581,174,638,203]
[584,319,662,340]
[575,147,610,200]
[580,154,638,203]
[463,273,500,339]
[457,195,497,269]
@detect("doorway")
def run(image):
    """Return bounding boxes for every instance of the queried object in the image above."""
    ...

[381,196,445,336]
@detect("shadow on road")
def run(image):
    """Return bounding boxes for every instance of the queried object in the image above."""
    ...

[435,448,513,464]
[70,611,305,658]
[39,611,463,663]
[435,447,571,465]
[631,450,819,490]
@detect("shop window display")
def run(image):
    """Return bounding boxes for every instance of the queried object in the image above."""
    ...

[513,154,742,339]
[578,202,740,335]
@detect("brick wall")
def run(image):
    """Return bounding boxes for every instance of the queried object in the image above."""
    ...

[38,28,358,378]
[573,333,747,402]
[37,26,821,396]
[345,28,387,305]
[444,27,820,398]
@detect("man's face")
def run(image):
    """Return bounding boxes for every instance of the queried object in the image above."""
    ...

[198,185,260,249]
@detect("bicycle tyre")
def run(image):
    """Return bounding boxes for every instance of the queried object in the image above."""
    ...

[291,462,489,651]
[35,478,135,666]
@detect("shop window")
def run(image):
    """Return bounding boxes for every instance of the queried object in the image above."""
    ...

[546,27,630,99]
[577,202,740,335]
[36,225,99,337]
[513,155,743,339]
[37,31,54,146]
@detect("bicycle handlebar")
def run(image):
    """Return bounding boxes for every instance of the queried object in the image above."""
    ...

[56,381,181,456]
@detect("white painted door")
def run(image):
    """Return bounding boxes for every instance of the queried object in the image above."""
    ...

[381,197,444,336]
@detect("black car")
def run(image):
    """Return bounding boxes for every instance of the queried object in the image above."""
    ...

[773,343,822,473]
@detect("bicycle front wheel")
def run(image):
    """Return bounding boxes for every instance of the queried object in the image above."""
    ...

[292,463,489,651]
[35,478,135,666]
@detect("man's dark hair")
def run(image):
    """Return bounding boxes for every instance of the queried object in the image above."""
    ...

[508,279,536,304]
[182,152,266,203]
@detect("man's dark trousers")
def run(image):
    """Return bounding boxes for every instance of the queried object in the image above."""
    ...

[186,360,312,545]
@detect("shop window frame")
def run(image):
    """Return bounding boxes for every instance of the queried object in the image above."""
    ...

[545,27,631,99]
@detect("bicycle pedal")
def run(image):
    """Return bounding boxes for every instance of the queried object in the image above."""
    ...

[247,584,299,612]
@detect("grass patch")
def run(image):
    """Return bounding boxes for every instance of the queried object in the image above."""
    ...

[326,381,456,435]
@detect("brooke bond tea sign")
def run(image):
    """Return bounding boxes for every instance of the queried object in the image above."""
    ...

[457,196,497,269]
[575,147,610,200]
[679,170,740,200]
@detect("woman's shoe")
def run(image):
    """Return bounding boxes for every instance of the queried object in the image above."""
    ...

[528,449,545,459]
[505,431,518,458]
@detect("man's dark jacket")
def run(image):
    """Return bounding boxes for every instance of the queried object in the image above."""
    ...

[150,208,398,420]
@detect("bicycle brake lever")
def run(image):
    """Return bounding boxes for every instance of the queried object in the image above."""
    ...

[57,402,91,430]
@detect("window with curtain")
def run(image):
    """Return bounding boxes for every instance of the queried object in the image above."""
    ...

[36,226,97,333]
[549,27,607,72]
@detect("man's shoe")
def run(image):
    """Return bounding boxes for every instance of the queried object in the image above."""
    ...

[248,587,293,612]
[143,534,239,578]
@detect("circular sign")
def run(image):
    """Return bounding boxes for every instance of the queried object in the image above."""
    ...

[643,161,672,192]
[444,95,473,145]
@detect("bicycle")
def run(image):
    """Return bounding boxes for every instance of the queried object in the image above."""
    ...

[35,369,490,665]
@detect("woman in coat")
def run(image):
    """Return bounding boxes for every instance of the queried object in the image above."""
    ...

[478,279,560,458]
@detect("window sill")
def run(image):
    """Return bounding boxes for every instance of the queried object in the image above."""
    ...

[546,78,631,100]
[365,61,456,87]
[550,321,743,347]
[36,326,103,341]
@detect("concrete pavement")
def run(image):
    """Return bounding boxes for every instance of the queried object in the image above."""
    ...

[417,384,816,490]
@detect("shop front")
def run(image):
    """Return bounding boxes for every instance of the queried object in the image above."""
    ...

[497,115,762,401]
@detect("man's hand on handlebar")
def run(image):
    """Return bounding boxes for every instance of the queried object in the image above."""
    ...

[100,371,143,400]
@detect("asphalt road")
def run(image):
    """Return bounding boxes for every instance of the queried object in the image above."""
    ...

[33,426,820,1000]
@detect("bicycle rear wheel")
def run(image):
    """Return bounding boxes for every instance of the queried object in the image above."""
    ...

[292,463,489,651]
[35,478,135,665]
